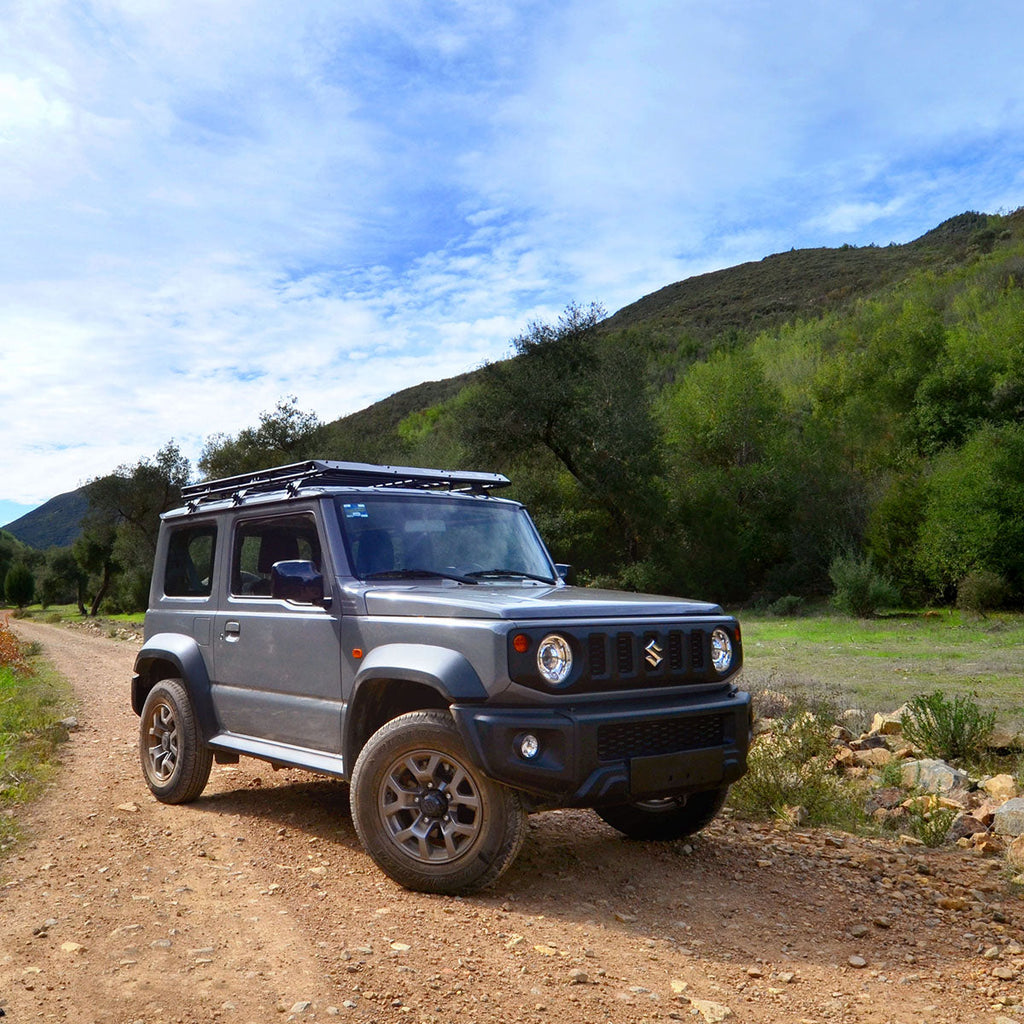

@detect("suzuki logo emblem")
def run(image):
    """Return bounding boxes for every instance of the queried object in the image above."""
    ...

[644,639,663,668]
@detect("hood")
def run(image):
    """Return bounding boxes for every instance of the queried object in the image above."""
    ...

[360,582,723,620]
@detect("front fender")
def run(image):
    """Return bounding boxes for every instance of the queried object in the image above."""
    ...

[132,633,217,739]
[352,643,488,701]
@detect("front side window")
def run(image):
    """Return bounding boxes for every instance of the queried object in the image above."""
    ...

[231,515,322,597]
[164,525,217,597]
[335,495,555,582]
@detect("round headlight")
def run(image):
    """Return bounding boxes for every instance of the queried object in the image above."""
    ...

[711,628,733,674]
[537,634,573,685]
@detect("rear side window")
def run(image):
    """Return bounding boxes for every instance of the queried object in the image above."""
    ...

[231,515,322,597]
[164,525,217,597]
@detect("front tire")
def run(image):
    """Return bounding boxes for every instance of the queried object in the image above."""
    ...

[139,678,213,804]
[350,710,526,894]
[595,785,730,840]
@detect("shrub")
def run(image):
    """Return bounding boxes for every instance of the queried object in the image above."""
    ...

[877,756,906,789]
[769,595,805,617]
[900,690,995,764]
[730,690,864,829]
[0,619,30,674]
[3,564,34,610]
[956,569,1009,614]
[901,795,958,848]
[829,552,900,617]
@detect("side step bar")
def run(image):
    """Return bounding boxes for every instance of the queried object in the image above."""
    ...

[208,733,347,779]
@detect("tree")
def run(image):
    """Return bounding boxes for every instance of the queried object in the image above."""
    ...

[4,562,35,609]
[37,547,88,611]
[917,422,1024,602]
[199,397,322,479]
[0,536,16,592]
[658,348,852,601]
[73,520,119,616]
[76,442,192,614]
[458,304,666,575]
[865,472,930,602]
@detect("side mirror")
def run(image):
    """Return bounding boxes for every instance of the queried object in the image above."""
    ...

[555,563,576,585]
[271,560,327,605]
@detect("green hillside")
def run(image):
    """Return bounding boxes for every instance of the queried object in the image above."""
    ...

[326,211,1003,450]
[604,211,994,341]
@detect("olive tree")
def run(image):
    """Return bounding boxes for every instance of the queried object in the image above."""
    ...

[4,562,35,609]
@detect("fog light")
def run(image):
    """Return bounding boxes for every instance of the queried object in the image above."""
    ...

[518,734,540,759]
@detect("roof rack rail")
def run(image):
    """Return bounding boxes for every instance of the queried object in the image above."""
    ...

[180,460,511,506]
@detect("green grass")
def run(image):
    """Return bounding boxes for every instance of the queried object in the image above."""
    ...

[740,609,1024,728]
[102,612,146,625]
[0,655,76,855]
[11,604,145,628]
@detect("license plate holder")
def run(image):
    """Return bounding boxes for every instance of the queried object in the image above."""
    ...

[630,748,724,797]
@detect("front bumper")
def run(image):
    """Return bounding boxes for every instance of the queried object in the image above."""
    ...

[450,688,751,807]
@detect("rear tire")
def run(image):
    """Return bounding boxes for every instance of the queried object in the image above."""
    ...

[139,678,213,804]
[350,710,526,894]
[595,786,730,840]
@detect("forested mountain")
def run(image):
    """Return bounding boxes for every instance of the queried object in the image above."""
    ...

[604,211,993,339]
[325,211,1004,453]
[3,488,90,549]
[8,209,1023,613]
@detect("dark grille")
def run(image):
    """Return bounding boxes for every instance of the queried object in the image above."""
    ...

[597,714,727,761]
[668,631,684,671]
[588,634,607,676]
[615,633,634,674]
[690,630,706,671]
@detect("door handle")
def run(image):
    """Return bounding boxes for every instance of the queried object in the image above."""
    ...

[223,620,241,642]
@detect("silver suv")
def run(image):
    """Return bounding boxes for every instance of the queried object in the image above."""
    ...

[132,461,751,893]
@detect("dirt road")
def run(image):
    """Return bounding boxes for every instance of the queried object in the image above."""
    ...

[2,619,1022,1024]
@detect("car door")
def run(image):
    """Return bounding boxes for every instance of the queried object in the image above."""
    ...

[211,510,344,753]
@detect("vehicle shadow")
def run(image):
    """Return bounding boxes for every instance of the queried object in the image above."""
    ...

[189,772,363,851]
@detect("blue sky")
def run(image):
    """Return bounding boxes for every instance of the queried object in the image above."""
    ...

[3,0,1024,527]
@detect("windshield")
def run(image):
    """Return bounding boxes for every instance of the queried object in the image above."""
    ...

[334,495,556,583]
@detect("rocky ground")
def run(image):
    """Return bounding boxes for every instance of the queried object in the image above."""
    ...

[1,618,1023,1024]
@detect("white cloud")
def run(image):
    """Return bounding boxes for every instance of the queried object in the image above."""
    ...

[2,0,1024,514]
[808,199,910,237]
[0,73,71,136]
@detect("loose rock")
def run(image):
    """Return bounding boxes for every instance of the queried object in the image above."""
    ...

[993,798,1024,837]
[980,774,1020,802]
[901,759,969,794]
[688,998,734,1022]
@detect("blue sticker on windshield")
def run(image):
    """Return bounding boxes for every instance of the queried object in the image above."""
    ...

[343,503,369,518]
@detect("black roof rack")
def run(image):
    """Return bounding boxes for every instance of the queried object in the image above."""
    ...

[180,460,511,507]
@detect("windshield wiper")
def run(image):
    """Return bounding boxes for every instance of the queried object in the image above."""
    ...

[466,568,556,584]
[363,569,478,585]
